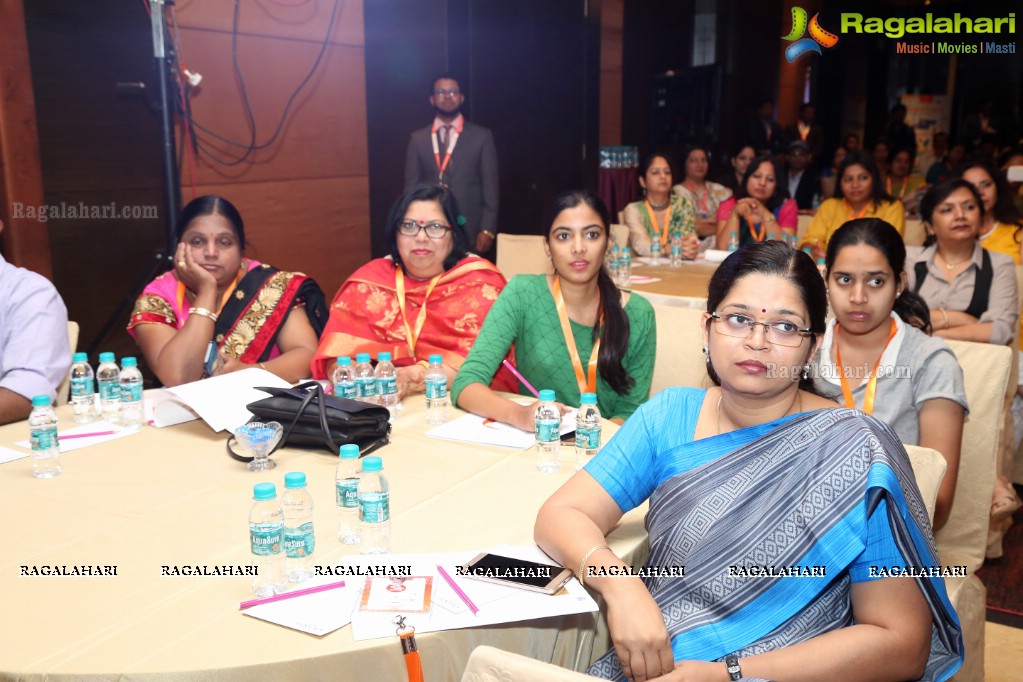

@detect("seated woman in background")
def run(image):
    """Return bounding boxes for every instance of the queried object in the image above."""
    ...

[713,143,756,194]
[128,195,325,386]
[799,152,905,258]
[672,145,733,241]
[886,147,928,217]
[908,179,1019,345]
[819,144,847,199]
[959,159,1023,265]
[311,184,513,398]
[872,138,892,182]
[535,241,962,682]
[621,153,699,258]
[715,154,797,249]
[815,218,966,530]
[453,190,656,428]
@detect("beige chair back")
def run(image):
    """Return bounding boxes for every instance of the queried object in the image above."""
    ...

[55,321,80,407]
[461,645,594,681]
[796,213,812,242]
[903,218,926,247]
[649,303,713,396]
[903,444,948,525]
[938,340,1011,573]
[496,234,551,280]
[610,223,630,250]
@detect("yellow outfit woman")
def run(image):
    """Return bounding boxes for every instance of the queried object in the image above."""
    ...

[979,221,1023,349]
[798,198,906,251]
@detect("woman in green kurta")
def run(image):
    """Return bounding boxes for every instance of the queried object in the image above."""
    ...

[452,190,656,429]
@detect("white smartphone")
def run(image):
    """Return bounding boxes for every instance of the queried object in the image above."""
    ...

[459,552,573,595]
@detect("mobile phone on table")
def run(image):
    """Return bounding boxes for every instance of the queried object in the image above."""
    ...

[460,552,573,595]
[203,341,219,377]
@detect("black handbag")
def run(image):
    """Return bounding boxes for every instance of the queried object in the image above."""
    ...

[227,381,390,461]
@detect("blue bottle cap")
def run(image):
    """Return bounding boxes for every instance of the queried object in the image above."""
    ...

[378,352,392,362]
[356,353,371,363]
[429,354,442,364]
[99,352,115,363]
[31,395,51,407]
[580,392,597,404]
[361,456,383,473]
[539,389,556,402]
[72,352,88,363]
[339,444,360,459]
[121,357,138,367]
[337,356,352,366]
[284,472,307,489]
[253,482,277,500]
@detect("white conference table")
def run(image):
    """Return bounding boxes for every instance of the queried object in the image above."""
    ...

[0,397,648,681]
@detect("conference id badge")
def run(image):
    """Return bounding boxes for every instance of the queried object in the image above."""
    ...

[359,576,433,613]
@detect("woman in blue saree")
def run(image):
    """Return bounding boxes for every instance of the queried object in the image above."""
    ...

[535,241,962,682]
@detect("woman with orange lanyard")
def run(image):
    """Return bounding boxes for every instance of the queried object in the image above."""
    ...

[715,154,797,249]
[799,152,905,259]
[886,147,928,217]
[813,218,966,530]
[672,145,733,243]
[621,153,699,258]
[129,195,326,386]
[453,190,656,429]
[310,184,514,399]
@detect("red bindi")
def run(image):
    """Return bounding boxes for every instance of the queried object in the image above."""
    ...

[762,308,766,313]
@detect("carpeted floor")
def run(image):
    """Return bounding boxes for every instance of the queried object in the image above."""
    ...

[977,488,1023,629]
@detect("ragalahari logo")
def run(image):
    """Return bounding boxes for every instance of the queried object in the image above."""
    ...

[782,7,839,62]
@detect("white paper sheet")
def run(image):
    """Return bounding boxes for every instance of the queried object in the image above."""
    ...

[162,368,293,432]
[144,388,200,428]
[0,445,30,464]
[425,410,577,449]
[241,577,361,637]
[703,249,731,263]
[14,421,136,453]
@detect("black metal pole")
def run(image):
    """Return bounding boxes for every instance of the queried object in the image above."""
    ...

[151,0,180,252]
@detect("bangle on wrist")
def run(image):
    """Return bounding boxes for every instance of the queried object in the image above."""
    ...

[941,308,950,330]
[187,307,218,323]
[577,544,610,586]
[481,230,495,238]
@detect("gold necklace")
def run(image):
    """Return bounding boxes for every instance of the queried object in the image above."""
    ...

[938,251,968,270]
[716,391,803,434]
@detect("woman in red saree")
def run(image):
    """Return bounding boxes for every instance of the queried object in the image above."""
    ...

[312,184,514,397]
[129,196,326,386]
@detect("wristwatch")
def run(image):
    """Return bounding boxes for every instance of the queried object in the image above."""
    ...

[725,654,742,680]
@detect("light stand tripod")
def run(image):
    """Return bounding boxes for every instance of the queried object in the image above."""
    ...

[87,0,181,356]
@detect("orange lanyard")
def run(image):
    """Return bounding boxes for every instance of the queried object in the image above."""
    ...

[431,118,464,179]
[395,617,424,682]
[797,121,810,141]
[176,266,245,317]
[683,181,709,214]
[748,217,767,243]
[885,176,908,198]
[552,276,600,394]
[844,199,870,221]
[395,269,443,359]
[834,319,897,415]
[644,199,672,246]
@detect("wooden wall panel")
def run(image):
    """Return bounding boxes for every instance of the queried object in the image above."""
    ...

[173,0,364,47]
[599,0,624,147]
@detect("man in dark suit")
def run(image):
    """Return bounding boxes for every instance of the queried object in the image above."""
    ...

[783,103,824,161]
[784,140,821,211]
[404,74,499,255]
[745,98,784,156]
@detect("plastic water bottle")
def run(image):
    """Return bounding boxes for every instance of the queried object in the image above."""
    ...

[375,351,400,416]
[649,239,662,266]
[249,482,286,597]
[817,257,827,278]
[811,192,822,210]
[358,456,391,554]
[727,231,739,252]
[332,356,357,399]
[118,357,144,430]
[620,248,632,285]
[534,389,561,473]
[424,354,448,425]
[96,352,121,422]
[354,353,377,404]
[336,444,361,544]
[29,395,61,479]
[670,232,683,267]
[281,472,315,583]
[575,392,602,470]
[609,244,621,285]
[69,352,97,423]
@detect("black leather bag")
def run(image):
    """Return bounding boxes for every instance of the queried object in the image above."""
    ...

[228,381,390,460]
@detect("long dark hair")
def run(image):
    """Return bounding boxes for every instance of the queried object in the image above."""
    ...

[705,241,826,393]
[958,158,1023,243]
[385,184,472,272]
[919,179,985,247]
[735,154,788,211]
[545,190,634,396]
[833,152,894,206]
[825,219,932,333]
[176,195,246,249]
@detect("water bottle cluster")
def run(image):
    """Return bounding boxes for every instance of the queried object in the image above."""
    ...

[332,353,400,419]
[71,351,144,429]
[532,390,603,474]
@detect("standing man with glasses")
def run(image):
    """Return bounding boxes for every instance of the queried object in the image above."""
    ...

[404,74,499,258]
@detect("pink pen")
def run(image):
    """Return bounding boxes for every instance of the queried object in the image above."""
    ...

[436,564,479,615]
[501,359,540,399]
[59,430,118,440]
[239,580,346,610]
